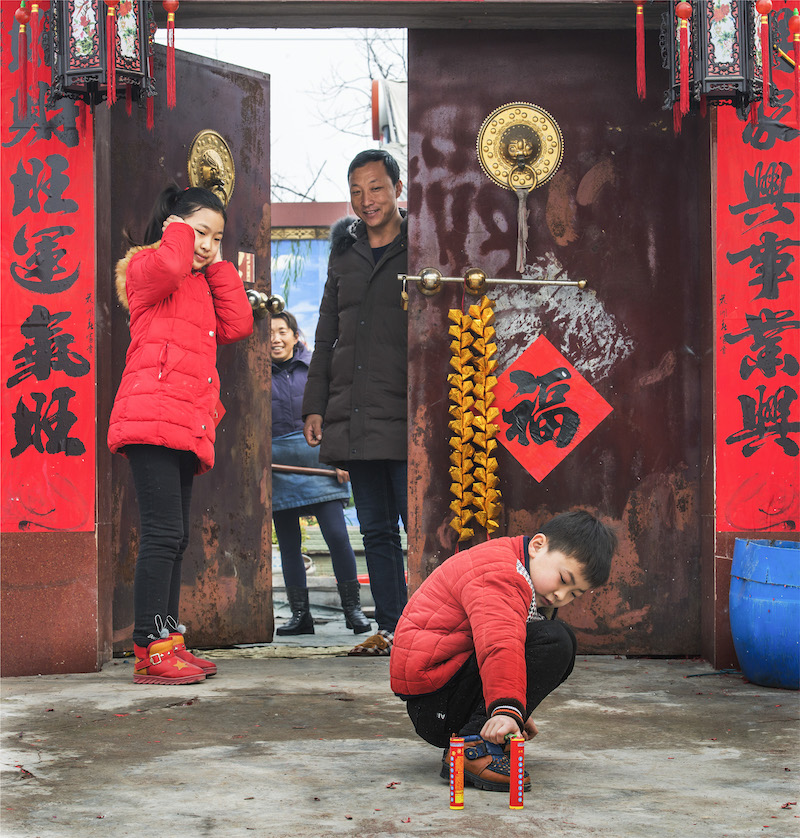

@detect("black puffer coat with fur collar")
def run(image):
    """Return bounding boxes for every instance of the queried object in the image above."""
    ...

[302,211,408,465]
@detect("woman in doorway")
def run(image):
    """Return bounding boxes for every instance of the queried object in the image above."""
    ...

[271,310,370,636]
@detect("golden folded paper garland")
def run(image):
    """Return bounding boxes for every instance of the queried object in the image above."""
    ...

[448,296,502,542]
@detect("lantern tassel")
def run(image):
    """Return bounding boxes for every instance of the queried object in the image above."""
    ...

[126,83,132,116]
[106,4,117,106]
[760,8,770,112]
[30,2,39,69]
[146,53,155,130]
[679,16,689,115]
[164,2,179,109]
[18,24,28,117]
[78,100,87,139]
[635,2,646,100]
[789,8,800,127]
[673,101,682,134]
[15,3,30,118]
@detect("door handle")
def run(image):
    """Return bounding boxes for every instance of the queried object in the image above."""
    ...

[398,267,586,297]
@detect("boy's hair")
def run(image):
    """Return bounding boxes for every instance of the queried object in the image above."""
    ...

[539,510,617,588]
[347,149,401,185]
[142,183,227,245]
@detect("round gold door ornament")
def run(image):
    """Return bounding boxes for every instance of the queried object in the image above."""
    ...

[188,130,235,206]
[476,102,563,192]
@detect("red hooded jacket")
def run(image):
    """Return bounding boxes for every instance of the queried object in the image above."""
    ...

[107,223,253,474]
[390,536,534,724]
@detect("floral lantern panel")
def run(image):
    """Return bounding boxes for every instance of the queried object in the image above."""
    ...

[45,0,156,109]
[660,0,777,119]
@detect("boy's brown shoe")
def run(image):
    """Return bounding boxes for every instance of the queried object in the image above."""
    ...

[439,735,531,792]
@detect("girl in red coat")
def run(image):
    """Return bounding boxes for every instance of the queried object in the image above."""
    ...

[108,185,253,685]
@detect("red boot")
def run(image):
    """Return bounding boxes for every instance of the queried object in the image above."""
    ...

[133,638,205,685]
[169,632,217,677]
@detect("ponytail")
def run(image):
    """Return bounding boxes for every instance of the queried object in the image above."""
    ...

[140,183,227,245]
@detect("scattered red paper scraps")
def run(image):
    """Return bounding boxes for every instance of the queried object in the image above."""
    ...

[96,815,104,819]
[345,815,353,820]
[402,817,411,823]
[781,803,797,809]
[16,766,34,779]
[386,781,401,789]
[114,714,129,717]
[46,708,54,712]
[244,797,254,801]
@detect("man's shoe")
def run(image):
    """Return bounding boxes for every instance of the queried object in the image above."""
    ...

[133,638,205,685]
[169,632,217,676]
[439,735,531,792]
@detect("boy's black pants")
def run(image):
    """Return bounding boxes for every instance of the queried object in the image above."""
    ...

[403,619,577,748]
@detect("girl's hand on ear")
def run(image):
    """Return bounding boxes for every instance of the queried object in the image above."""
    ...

[211,244,223,264]
[162,214,189,233]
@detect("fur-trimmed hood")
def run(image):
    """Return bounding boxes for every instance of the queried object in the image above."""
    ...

[329,208,408,256]
[115,242,158,312]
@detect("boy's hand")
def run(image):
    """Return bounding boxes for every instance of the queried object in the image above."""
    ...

[523,717,539,740]
[480,715,521,744]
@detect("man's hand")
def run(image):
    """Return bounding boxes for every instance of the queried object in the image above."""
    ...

[479,715,521,745]
[303,414,324,447]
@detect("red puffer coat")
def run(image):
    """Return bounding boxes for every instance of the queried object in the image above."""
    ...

[107,223,253,474]
[390,536,533,723]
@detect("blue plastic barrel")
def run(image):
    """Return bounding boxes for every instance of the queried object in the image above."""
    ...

[729,539,800,690]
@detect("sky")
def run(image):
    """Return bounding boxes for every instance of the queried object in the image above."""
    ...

[154,28,407,203]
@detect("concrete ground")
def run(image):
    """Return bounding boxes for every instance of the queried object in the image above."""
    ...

[2,609,799,838]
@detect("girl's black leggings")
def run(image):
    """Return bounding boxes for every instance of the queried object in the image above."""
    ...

[127,444,197,647]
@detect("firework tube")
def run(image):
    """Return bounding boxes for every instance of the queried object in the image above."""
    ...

[449,736,465,809]
[509,734,525,809]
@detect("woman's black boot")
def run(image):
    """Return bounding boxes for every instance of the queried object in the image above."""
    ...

[337,579,371,634]
[276,586,315,635]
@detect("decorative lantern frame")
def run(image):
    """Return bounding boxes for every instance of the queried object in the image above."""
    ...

[43,0,156,109]
[660,0,778,118]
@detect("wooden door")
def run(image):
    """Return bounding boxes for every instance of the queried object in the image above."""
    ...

[406,28,709,655]
[98,45,272,651]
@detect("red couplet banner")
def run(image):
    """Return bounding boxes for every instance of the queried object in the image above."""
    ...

[1,1,97,532]
[715,3,800,532]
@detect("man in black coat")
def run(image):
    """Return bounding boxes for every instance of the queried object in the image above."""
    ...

[303,149,408,655]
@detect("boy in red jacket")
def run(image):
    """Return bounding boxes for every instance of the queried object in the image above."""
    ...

[390,510,616,792]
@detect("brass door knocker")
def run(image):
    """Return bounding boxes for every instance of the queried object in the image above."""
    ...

[477,103,563,273]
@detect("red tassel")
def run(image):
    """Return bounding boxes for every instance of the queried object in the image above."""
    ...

[146,54,155,130]
[788,9,800,127]
[750,101,759,126]
[30,2,39,69]
[106,2,118,106]
[635,2,646,100]
[673,101,682,134]
[679,18,689,114]
[675,2,692,116]
[126,83,132,116]
[15,4,30,117]
[164,2,179,109]
[78,100,87,139]
[759,2,771,112]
